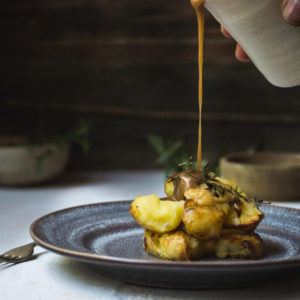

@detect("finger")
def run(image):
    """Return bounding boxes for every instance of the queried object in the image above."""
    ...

[235,44,251,62]
[282,0,300,26]
[221,26,232,38]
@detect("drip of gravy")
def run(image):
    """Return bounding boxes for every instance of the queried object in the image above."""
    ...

[190,0,205,171]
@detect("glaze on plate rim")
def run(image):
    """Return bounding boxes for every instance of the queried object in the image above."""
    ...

[30,200,300,268]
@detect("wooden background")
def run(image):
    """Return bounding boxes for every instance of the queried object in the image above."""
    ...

[1,0,300,170]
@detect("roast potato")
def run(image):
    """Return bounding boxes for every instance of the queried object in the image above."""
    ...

[130,194,184,233]
[164,170,202,200]
[184,181,232,205]
[217,177,264,232]
[223,199,264,233]
[184,176,264,233]
[130,172,265,261]
[216,233,264,259]
[182,200,229,240]
[144,230,263,260]
[144,230,216,260]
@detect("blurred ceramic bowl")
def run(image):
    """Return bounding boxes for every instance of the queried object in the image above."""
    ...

[0,137,70,185]
[220,152,300,202]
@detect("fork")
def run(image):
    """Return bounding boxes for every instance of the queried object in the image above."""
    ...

[0,242,37,263]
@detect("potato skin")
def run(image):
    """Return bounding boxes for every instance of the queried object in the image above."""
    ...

[184,177,264,233]
[182,200,227,240]
[144,230,190,260]
[131,173,265,261]
[223,198,264,233]
[144,230,215,260]
[130,194,185,234]
[164,171,202,201]
[184,182,232,205]
[144,230,264,260]
[216,233,264,259]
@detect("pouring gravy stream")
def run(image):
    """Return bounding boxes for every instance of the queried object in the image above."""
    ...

[191,0,205,171]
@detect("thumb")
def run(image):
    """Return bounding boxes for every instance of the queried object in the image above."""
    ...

[282,0,300,25]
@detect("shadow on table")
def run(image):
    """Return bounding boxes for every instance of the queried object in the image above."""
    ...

[52,258,300,300]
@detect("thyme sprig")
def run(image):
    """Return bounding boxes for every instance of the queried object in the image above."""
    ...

[204,178,271,207]
[178,156,197,171]
[173,158,271,207]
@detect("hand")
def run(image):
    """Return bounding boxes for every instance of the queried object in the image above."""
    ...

[282,0,300,25]
[222,0,300,62]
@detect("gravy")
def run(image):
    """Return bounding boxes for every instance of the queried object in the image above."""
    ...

[190,0,205,171]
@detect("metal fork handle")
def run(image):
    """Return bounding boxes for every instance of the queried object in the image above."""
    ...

[0,256,9,263]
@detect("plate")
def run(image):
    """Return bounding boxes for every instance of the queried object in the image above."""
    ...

[30,201,300,289]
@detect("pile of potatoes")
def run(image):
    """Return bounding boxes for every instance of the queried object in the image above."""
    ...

[130,171,264,260]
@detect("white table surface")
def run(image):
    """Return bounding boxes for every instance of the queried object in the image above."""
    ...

[0,170,299,300]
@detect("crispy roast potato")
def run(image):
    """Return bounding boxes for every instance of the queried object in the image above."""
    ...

[130,172,265,261]
[164,171,202,201]
[144,230,263,260]
[216,233,264,259]
[182,200,229,240]
[184,177,264,233]
[184,181,232,205]
[144,230,216,260]
[130,194,184,233]
[217,177,264,232]
[223,199,264,233]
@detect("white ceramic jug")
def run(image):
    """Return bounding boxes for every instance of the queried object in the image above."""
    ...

[204,0,300,87]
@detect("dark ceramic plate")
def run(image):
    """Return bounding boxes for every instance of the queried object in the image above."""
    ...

[30,201,300,289]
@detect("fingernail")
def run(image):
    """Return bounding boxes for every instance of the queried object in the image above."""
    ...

[283,0,300,25]
[221,26,232,39]
[235,44,251,63]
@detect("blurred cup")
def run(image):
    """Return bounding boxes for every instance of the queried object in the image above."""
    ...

[220,152,300,201]
[205,0,300,87]
[0,137,70,186]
